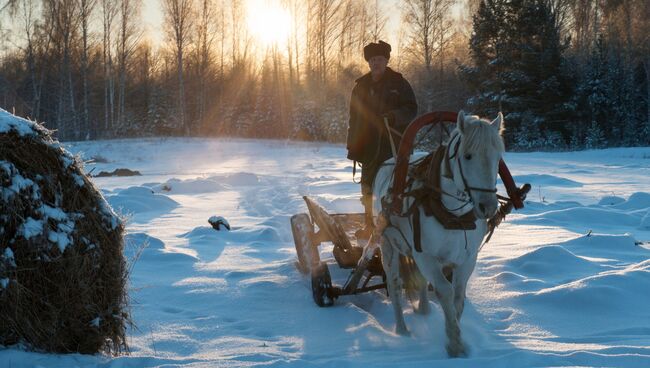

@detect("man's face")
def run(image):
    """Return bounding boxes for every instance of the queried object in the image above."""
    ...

[368,55,388,77]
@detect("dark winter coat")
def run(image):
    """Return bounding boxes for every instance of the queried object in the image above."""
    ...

[346,67,418,167]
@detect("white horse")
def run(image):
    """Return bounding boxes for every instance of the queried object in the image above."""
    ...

[371,110,504,357]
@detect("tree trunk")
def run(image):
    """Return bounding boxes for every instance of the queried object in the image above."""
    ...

[81,0,93,139]
[646,58,650,131]
[178,47,185,134]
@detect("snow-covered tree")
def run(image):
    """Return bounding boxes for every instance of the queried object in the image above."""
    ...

[462,0,574,148]
[585,121,606,149]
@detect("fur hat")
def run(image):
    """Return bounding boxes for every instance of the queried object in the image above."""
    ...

[363,40,391,61]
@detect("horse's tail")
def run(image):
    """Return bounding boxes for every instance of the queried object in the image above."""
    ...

[399,255,427,302]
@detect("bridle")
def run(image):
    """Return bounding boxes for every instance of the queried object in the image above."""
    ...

[444,132,498,203]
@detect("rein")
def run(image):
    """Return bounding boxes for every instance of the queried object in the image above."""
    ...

[445,133,498,201]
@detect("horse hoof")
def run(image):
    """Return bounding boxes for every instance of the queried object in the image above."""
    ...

[396,326,411,337]
[415,302,430,315]
[446,343,467,358]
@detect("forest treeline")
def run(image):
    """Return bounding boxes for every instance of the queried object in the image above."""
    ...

[0,0,648,150]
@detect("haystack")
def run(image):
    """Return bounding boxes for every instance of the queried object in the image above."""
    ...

[0,109,129,354]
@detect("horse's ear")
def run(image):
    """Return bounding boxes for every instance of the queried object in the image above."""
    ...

[492,112,504,135]
[457,110,466,134]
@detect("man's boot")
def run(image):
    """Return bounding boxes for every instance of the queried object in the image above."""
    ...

[355,193,374,240]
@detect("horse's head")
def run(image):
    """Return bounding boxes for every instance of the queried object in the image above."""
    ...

[447,110,505,219]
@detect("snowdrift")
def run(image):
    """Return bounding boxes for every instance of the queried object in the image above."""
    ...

[0,109,128,354]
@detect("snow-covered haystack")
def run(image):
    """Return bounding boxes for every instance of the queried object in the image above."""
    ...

[0,109,128,354]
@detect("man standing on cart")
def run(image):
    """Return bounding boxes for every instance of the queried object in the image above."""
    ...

[346,40,418,239]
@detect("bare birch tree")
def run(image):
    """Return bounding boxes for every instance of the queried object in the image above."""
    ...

[369,0,387,42]
[101,0,118,135]
[79,0,96,138]
[195,0,217,126]
[282,0,302,86]
[116,0,141,129]
[162,0,194,134]
[230,0,243,67]
[308,0,342,85]
[45,0,80,138]
[337,0,357,69]
[402,0,454,110]
[17,0,40,119]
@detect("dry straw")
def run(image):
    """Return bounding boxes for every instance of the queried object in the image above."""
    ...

[0,118,129,354]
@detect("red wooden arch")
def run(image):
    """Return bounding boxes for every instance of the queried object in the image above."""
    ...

[390,111,524,213]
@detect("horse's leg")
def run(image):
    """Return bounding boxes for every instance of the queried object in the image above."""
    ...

[453,282,466,322]
[453,257,477,321]
[379,235,409,336]
[414,268,430,315]
[420,258,465,357]
[415,283,430,315]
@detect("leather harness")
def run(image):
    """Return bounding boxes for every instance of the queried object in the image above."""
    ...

[400,132,500,252]
[382,111,524,254]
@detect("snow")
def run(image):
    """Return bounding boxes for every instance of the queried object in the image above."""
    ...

[642,211,650,229]
[106,186,179,224]
[47,230,71,253]
[72,173,85,187]
[90,317,101,328]
[0,161,37,202]
[3,248,15,267]
[598,195,626,206]
[1,137,650,367]
[18,217,43,240]
[0,108,40,137]
[152,177,227,194]
[38,205,68,221]
[61,155,74,169]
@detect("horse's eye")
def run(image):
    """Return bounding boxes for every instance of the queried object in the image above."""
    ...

[464,154,472,160]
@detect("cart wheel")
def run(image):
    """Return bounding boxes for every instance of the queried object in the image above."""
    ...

[291,213,320,274]
[311,262,335,307]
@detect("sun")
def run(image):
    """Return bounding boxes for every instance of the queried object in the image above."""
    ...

[246,0,292,48]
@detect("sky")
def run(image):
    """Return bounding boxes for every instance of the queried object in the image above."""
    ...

[2,0,466,61]
[141,0,405,52]
[142,0,165,47]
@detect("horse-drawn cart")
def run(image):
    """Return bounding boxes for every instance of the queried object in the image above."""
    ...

[291,111,530,308]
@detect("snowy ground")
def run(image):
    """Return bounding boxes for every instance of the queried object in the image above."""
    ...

[2,137,650,367]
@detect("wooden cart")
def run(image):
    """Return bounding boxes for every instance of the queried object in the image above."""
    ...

[291,196,385,307]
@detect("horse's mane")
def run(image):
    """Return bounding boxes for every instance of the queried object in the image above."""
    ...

[456,115,505,155]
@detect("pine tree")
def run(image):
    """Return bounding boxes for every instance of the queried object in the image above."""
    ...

[462,0,573,148]
[291,99,322,141]
[636,63,650,143]
[461,0,510,119]
[572,37,617,148]
[585,120,606,149]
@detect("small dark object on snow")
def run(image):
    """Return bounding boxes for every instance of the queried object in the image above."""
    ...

[209,216,230,231]
[94,168,141,177]
[89,155,110,164]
